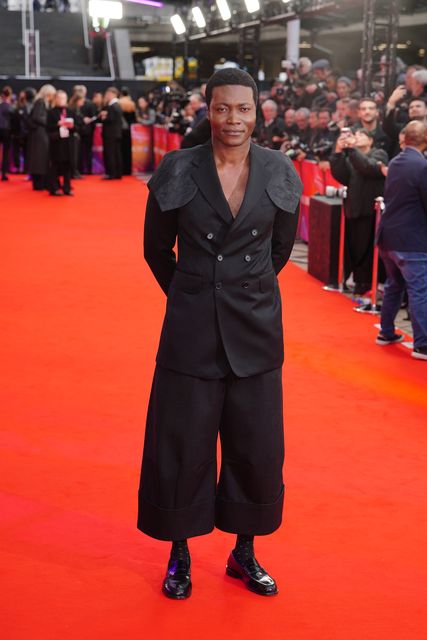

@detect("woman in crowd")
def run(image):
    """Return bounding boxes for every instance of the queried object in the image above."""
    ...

[46,90,75,196]
[135,95,156,126]
[68,91,86,179]
[119,87,136,175]
[27,84,56,190]
[0,85,14,181]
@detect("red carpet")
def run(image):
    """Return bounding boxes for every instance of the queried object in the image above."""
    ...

[1,175,426,639]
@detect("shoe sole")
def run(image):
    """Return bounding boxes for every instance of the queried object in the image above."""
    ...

[411,352,427,361]
[375,336,404,346]
[226,566,278,596]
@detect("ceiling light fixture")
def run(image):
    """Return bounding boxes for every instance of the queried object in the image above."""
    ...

[170,13,186,35]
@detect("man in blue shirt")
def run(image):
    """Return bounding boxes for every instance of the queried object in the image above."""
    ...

[376,120,427,360]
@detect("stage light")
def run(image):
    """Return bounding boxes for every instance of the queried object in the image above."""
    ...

[88,0,123,20]
[216,0,231,21]
[244,0,260,12]
[170,14,186,35]
[127,0,163,6]
[192,6,206,28]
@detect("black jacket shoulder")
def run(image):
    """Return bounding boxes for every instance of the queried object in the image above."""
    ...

[148,142,303,214]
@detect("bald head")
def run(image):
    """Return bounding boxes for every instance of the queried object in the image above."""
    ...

[403,120,427,150]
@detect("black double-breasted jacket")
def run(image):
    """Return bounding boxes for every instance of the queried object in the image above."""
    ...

[144,140,303,379]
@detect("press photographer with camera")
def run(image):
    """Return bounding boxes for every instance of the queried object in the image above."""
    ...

[253,99,286,150]
[310,108,338,167]
[384,90,427,157]
[279,107,313,159]
[330,127,388,295]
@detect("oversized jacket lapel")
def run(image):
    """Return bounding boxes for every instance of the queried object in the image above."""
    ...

[190,142,233,226]
[231,142,272,230]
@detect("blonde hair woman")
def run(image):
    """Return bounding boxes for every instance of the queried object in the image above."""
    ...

[28,84,56,190]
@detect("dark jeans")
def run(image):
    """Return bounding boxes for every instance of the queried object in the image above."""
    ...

[379,249,427,348]
[138,364,284,541]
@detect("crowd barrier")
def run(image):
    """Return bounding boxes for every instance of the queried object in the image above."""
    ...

[1,124,344,244]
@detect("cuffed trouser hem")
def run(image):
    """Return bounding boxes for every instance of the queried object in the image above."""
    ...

[214,485,285,536]
[137,494,215,541]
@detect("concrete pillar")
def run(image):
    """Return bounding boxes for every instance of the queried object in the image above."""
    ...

[113,28,136,80]
[286,19,300,63]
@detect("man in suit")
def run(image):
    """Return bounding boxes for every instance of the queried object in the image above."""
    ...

[100,87,122,180]
[73,84,98,175]
[137,69,303,599]
[376,120,427,360]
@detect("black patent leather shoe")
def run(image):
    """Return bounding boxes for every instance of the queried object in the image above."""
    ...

[226,549,278,596]
[162,556,192,600]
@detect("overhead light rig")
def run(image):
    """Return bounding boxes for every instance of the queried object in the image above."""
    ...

[170,0,341,39]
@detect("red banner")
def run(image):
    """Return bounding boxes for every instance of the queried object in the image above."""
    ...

[131,124,153,173]
[153,125,168,169]
[167,132,183,151]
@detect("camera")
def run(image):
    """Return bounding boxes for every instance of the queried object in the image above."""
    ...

[281,135,309,159]
[312,139,334,159]
[325,185,347,199]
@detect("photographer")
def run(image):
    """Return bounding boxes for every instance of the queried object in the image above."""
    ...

[384,94,427,157]
[311,108,338,166]
[188,93,207,130]
[253,99,286,150]
[280,107,312,161]
[330,128,388,295]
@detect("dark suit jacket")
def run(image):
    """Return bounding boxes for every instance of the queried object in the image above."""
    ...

[377,147,427,252]
[144,141,303,379]
[330,147,388,219]
[102,101,123,140]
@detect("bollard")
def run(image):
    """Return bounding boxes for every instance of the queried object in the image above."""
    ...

[323,185,348,292]
[354,196,384,314]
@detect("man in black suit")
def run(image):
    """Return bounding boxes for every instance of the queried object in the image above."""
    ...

[73,84,98,174]
[100,87,122,179]
[376,120,427,360]
[137,69,302,599]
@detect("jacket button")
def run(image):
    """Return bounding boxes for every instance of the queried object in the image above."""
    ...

[215,282,222,290]
[242,282,249,288]
[217,254,224,261]
[207,232,214,240]
[244,254,251,262]
[251,229,258,236]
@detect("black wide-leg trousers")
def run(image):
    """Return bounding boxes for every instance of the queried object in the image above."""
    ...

[137,363,285,541]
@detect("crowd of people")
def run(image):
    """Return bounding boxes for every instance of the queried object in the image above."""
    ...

[0,83,158,195]
[0,56,426,304]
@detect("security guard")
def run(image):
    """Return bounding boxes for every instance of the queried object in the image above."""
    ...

[137,69,302,599]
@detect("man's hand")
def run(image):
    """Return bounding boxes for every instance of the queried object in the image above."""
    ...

[335,132,355,152]
[378,161,388,177]
[386,85,406,111]
[99,110,107,120]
